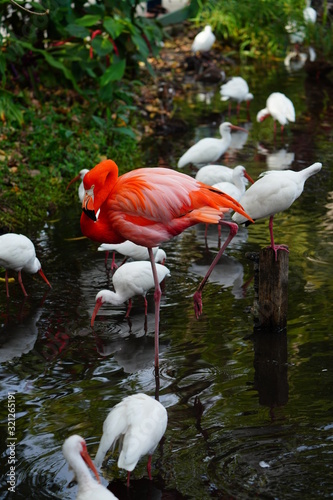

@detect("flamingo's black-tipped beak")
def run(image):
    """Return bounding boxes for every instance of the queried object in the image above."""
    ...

[82,207,97,222]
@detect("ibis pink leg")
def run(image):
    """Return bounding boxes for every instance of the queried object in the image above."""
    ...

[110,251,117,270]
[268,215,289,261]
[125,298,133,318]
[126,471,131,488]
[193,221,238,319]
[5,270,10,297]
[144,296,148,316]
[104,250,110,266]
[18,271,28,297]
[147,455,152,480]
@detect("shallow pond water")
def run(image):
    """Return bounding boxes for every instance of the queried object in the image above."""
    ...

[1,61,333,499]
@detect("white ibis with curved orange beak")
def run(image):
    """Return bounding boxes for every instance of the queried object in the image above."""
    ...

[195,164,254,186]
[62,435,118,499]
[94,393,168,487]
[177,122,249,169]
[91,261,171,326]
[66,169,90,202]
[0,233,51,297]
[213,165,254,202]
[232,162,322,259]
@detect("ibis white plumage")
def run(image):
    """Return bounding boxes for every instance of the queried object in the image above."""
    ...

[94,393,168,487]
[232,162,322,259]
[97,241,166,269]
[191,25,216,53]
[195,164,253,187]
[90,261,171,325]
[0,233,51,297]
[67,169,90,202]
[257,92,296,136]
[213,165,254,202]
[62,434,118,500]
[177,122,248,169]
[220,77,254,115]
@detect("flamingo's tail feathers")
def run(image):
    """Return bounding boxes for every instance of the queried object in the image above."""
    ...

[208,187,254,223]
[188,207,228,225]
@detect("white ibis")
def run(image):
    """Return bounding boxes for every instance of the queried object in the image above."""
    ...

[195,164,253,187]
[97,241,166,269]
[257,92,296,137]
[62,435,118,500]
[67,169,90,202]
[213,165,254,202]
[90,261,171,326]
[232,162,322,259]
[177,122,248,169]
[220,77,254,115]
[303,0,317,23]
[191,25,216,53]
[94,393,168,487]
[0,233,51,297]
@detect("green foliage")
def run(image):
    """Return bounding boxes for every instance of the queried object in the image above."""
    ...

[194,0,333,59]
[0,96,142,231]
[0,0,164,124]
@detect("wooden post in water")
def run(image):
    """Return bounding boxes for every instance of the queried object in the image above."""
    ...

[246,248,290,413]
[256,247,289,332]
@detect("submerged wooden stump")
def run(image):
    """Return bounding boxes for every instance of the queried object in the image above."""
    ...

[246,248,290,410]
[253,329,289,408]
[247,247,289,332]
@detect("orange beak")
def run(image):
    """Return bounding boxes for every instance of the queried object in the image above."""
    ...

[244,171,255,184]
[66,174,81,191]
[91,298,103,327]
[38,269,52,288]
[80,445,101,484]
[230,124,249,133]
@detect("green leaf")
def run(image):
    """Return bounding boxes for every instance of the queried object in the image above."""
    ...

[110,127,136,139]
[65,24,90,38]
[91,36,114,57]
[131,33,149,59]
[100,59,126,86]
[92,115,106,128]
[103,17,125,39]
[75,15,101,27]
[15,39,80,92]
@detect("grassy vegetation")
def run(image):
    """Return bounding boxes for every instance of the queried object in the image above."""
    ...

[0,91,143,231]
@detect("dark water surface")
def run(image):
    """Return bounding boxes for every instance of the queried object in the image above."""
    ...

[1,62,333,499]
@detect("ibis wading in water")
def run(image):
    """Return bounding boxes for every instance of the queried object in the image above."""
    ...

[62,434,118,499]
[220,76,254,115]
[97,241,166,270]
[80,159,253,369]
[232,162,322,259]
[94,393,168,487]
[195,164,253,186]
[91,261,171,325]
[257,92,295,137]
[0,233,51,297]
[177,122,249,169]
